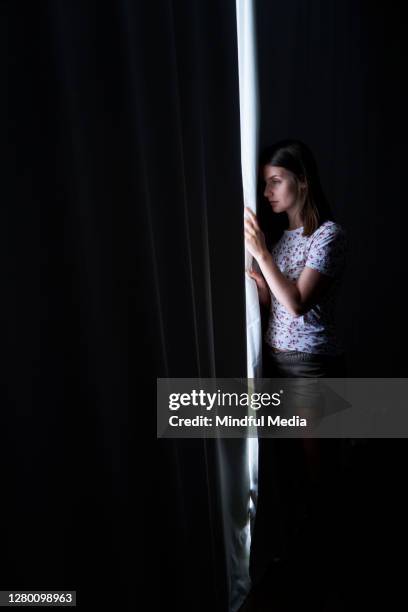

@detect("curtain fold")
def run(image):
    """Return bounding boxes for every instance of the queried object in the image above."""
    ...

[6,0,258,609]
[129,1,248,610]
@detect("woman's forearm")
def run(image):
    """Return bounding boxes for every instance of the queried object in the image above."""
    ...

[257,251,301,316]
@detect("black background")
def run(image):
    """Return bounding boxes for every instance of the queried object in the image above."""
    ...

[256,0,408,377]
[4,1,408,610]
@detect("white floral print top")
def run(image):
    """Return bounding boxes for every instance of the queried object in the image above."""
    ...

[265,220,347,355]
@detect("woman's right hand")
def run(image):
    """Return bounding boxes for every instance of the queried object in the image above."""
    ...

[246,268,271,309]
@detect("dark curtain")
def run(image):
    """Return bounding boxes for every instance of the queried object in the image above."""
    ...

[134,2,247,610]
[5,1,246,611]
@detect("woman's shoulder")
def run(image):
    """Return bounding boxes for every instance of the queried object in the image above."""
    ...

[311,220,346,242]
[306,220,347,276]
[317,219,345,233]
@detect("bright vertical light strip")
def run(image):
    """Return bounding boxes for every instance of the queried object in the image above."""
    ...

[236,0,260,607]
[235,0,261,378]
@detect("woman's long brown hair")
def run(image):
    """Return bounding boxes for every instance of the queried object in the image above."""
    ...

[259,139,334,239]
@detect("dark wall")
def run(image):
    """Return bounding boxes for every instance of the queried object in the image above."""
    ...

[256,0,408,376]
[255,4,408,603]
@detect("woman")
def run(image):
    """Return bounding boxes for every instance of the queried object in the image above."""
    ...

[244,139,350,590]
[245,138,347,378]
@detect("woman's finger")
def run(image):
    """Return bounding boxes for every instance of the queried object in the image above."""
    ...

[248,271,260,281]
[244,206,256,217]
[245,216,262,237]
[244,222,257,236]
[244,208,257,224]
[244,218,255,231]
[246,269,258,280]
[244,207,260,229]
[252,271,264,283]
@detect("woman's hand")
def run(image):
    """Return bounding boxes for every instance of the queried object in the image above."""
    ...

[244,207,268,262]
[246,268,271,309]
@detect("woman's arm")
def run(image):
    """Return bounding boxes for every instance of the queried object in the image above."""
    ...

[257,252,333,316]
[244,207,333,317]
[246,268,271,309]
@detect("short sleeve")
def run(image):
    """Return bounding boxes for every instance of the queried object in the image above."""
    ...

[305,222,347,278]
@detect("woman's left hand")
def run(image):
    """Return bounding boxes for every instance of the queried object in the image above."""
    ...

[244,207,268,261]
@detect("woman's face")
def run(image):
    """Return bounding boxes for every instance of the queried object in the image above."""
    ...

[263,165,304,215]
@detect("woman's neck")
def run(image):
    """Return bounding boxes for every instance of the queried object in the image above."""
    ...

[287,209,303,230]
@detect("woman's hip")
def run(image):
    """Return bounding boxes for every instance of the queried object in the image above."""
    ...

[263,345,347,378]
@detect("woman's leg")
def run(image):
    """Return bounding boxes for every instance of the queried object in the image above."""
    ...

[250,348,312,583]
[250,349,350,583]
